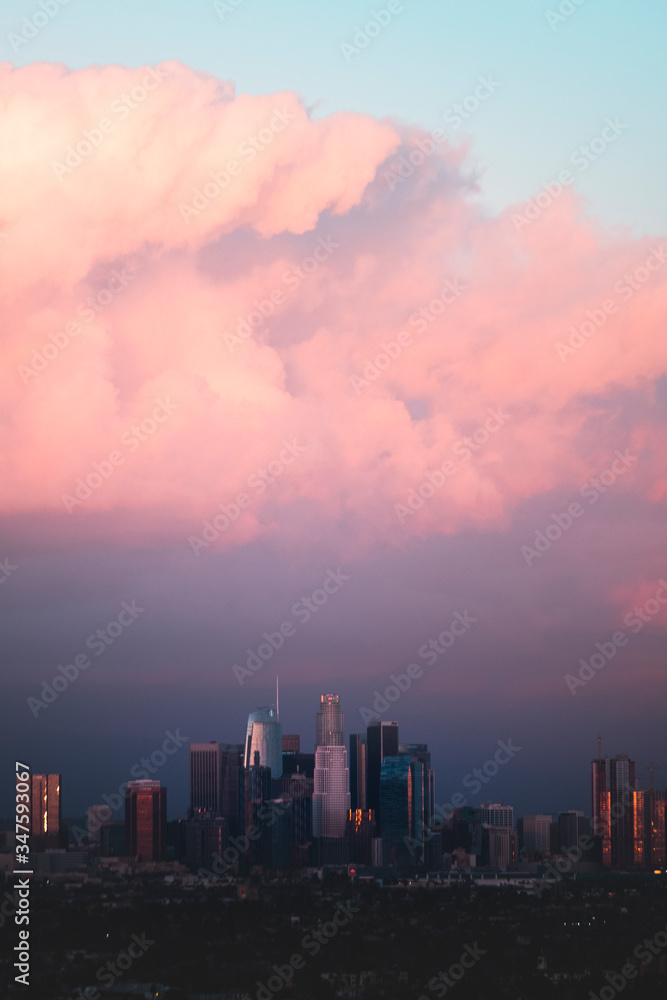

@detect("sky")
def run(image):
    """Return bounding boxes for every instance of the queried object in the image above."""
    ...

[1,0,666,823]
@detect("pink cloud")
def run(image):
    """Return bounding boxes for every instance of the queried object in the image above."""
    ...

[1,61,666,551]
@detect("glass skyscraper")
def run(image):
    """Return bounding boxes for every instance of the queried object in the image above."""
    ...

[380,755,425,868]
[367,720,399,833]
[245,706,283,778]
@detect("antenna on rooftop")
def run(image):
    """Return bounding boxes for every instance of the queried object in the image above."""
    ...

[276,675,279,721]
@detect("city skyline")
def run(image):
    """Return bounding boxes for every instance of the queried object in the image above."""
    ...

[13,693,665,833]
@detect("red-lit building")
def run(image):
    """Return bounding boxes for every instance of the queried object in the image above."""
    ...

[125,779,166,861]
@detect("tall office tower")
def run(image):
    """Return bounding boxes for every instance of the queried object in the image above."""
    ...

[245,707,283,778]
[634,790,666,870]
[315,693,345,748]
[125,780,167,862]
[346,809,375,865]
[349,734,367,810]
[220,743,244,836]
[313,745,350,838]
[553,810,590,854]
[400,743,435,829]
[480,803,514,828]
[240,751,272,831]
[189,742,222,818]
[517,814,552,857]
[380,755,425,867]
[282,734,301,753]
[186,816,228,872]
[367,720,399,833]
[592,753,636,867]
[481,825,516,868]
[28,774,61,837]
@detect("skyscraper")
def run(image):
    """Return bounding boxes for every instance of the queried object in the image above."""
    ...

[400,743,435,829]
[245,706,283,778]
[480,803,514,828]
[219,743,244,836]
[28,774,61,838]
[380,755,425,868]
[592,752,635,867]
[282,734,301,753]
[189,742,222,817]
[125,779,166,862]
[349,733,367,811]
[313,745,350,839]
[517,814,552,857]
[367,720,399,834]
[315,693,345,747]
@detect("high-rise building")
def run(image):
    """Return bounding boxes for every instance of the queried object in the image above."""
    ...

[245,707,283,778]
[220,743,244,836]
[125,780,166,862]
[552,811,590,855]
[481,825,516,868]
[346,809,375,865]
[282,734,301,753]
[380,755,425,868]
[28,774,61,837]
[367,721,399,833]
[517,814,552,857]
[189,742,223,818]
[480,803,514,828]
[349,734,367,811]
[313,745,350,839]
[400,743,435,830]
[592,753,635,868]
[186,816,228,872]
[315,694,345,748]
[634,789,666,870]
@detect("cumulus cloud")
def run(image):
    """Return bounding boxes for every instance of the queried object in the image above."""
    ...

[1,60,666,552]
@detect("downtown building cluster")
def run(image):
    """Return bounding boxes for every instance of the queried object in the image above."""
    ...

[8,705,666,880]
